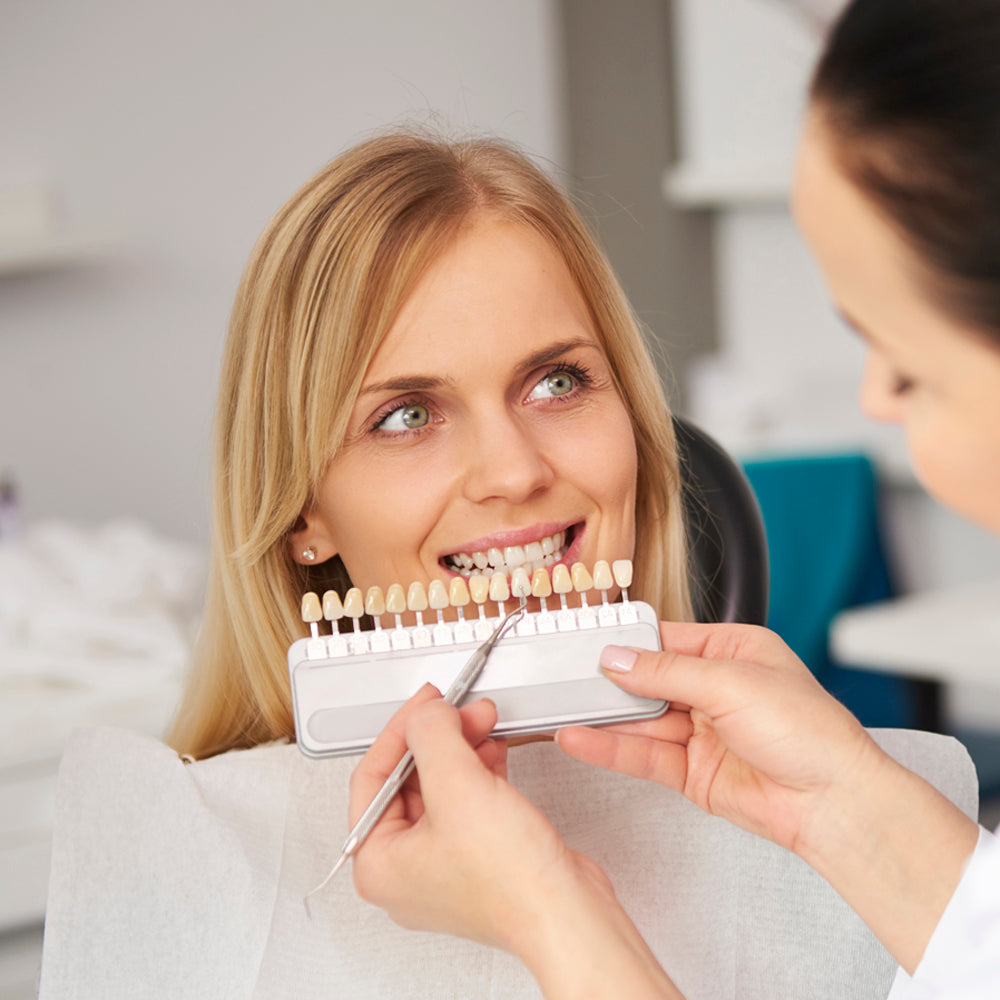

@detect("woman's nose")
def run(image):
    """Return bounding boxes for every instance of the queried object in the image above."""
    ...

[858,350,905,424]
[459,413,555,505]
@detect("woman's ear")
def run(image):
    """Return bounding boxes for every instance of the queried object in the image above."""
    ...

[288,511,338,566]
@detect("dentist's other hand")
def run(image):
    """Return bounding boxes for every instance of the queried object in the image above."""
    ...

[350,687,683,999]
[557,621,871,853]
[556,621,979,973]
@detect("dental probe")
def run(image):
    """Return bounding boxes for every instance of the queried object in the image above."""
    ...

[304,600,527,909]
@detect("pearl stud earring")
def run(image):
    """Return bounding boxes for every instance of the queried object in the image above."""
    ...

[302,547,317,562]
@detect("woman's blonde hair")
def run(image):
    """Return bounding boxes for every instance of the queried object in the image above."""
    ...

[169,129,692,759]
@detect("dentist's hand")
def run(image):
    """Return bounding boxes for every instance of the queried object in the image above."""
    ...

[556,621,871,854]
[555,621,979,973]
[350,686,683,999]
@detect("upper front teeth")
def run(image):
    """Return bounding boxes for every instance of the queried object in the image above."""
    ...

[446,531,568,577]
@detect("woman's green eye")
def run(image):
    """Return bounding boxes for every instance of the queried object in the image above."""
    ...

[529,371,576,400]
[379,403,430,431]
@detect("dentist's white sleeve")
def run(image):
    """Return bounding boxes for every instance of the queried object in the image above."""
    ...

[887,825,1000,1000]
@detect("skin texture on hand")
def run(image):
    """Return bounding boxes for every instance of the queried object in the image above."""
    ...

[556,621,980,972]
[350,686,683,999]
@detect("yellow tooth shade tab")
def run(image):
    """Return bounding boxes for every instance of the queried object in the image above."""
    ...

[571,562,593,592]
[428,579,449,610]
[343,587,364,619]
[489,572,510,602]
[469,574,490,604]
[364,586,386,617]
[612,559,633,589]
[386,583,407,615]
[407,581,429,612]
[510,566,531,599]
[551,563,573,594]
[322,590,344,621]
[301,592,322,623]
[530,567,552,598]
[448,576,471,606]
[592,559,613,591]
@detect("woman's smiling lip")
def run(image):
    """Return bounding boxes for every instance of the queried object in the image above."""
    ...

[438,520,584,575]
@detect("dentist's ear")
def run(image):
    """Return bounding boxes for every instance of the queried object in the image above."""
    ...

[288,511,339,566]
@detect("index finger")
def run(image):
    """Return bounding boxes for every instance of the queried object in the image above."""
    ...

[348,682,441,825]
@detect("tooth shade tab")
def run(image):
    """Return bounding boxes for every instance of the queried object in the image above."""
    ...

[322,590,344,621]
[571,562,593,592]
[449,576,471,606]
[301,592,322,623]
[469,575,490,604]
[489,572,510,602]
[407,581,428,612]
[343,587,364,619]
[510,566,531,598]
[385,583,407,615]
[364,586,385,617]
[612,559,633,589]
[592,560,613,592]
[551,563,573,595]
[428,579,449,610]
[531,568,552,598]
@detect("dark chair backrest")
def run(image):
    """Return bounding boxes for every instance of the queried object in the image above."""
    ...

[674,416,769,625]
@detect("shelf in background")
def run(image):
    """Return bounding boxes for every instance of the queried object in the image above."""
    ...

[663,162,791,209]
[0,231,114,277]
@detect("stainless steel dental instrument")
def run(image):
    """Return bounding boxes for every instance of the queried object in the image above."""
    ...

[304,602,527,905]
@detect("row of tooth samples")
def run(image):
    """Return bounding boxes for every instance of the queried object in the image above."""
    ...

[299,559,636,659]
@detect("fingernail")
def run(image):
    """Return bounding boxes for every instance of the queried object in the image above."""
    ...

[600,645,638,673]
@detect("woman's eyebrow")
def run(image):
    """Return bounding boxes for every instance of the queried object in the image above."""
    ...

[518,337,601,371]
[357,374,455,397]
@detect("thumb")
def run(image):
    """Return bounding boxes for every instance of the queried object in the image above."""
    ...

[599,643,745,719]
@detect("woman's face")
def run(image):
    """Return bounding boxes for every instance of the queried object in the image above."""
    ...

[299,215,638,603]
[793,116,1000,535]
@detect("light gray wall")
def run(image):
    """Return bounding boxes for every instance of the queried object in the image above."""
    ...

[0,0,566,543]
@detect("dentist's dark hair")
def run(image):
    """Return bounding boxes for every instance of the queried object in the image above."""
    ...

[811,0,1000,342]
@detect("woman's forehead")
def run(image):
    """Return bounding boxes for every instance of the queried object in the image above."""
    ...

[362,218,601,382]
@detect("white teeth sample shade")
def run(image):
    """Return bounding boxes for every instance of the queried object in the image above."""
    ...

[322,590,344,620]
[571,562,593,592]
[469,574,490,604]
[364,586,385,617]
[301,592,322,623]
[612,559,633,589]
[530,567,553,598]
[428,579,449,610]
[407,581,428,612]
[489,572,510,602]
[487,547,503,568]
[504,545,526,567]
[343,587,364,618]
[551,563,573,594]
[525,541,543,562]
[510,566,531,598]
[449,576,471,606]
[386,583,407,614]
[592,560,613,591]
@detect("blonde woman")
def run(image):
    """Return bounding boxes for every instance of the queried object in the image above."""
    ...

[169,131,692,763]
